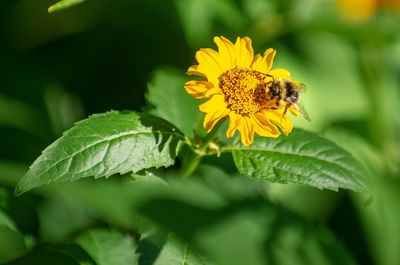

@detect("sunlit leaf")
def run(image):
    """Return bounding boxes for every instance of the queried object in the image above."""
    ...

[229,129,368,192]
[15,111,184,195]
[48,0,86,13]
[146,67,202,136]
[75,228,138,265]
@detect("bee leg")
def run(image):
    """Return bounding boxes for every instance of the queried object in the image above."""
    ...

[282,104,290,118]
[268,101,281,111]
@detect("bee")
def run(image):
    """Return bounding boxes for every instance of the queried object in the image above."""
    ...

[266,75,311,121]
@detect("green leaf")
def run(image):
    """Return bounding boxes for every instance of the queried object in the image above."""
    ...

[174,0,245,46]
[0,210,28,263]
[137,174,357,265]
[0,161,28,187]
[4,248,81,265]
[40,179,142,229]
[154,235,210,265]
[353,177,400,265]
[0,93,46,137]
[146,67,202,136]
[229,129,368,192]
[48,0,86,13]
[15,111,184,195]
[0,209,18,232]
[75,228,138,265]
[38,196,93,243]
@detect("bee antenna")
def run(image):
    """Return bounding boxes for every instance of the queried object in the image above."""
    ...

[265,73,275,82]
[260,72,275,85]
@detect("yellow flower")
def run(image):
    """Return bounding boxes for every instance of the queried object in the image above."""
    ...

[336,0,377,23]
[185,36,299,146]
[336,0,400,23]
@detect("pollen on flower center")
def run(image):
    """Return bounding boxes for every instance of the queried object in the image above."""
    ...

[218,68,274,115]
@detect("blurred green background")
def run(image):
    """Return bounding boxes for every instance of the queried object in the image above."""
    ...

[0,0,400,264]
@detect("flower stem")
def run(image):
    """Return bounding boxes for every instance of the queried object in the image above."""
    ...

[180,151,202,178]
[180,121,224,178]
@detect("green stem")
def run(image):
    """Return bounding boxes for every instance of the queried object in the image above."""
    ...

[180,151,202,178]
[180,121,224,178]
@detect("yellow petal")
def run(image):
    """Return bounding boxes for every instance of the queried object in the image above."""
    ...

[199,94,229,132]
[197,48,223,71]
[237,116,255,146]
[214,36,236,71]
[264,109,293,135]
[194,48,224,83]
[253,112,280,137]
[202,109,229,132]
[199,94,225,113]
[187,64,206,78]
[226,111,241,138]
[281,114,294,135]
[269,68,292,80]
[184,80,214,99]
[251,48,276,73]
[204,87,221,98]
[234,37,254,68]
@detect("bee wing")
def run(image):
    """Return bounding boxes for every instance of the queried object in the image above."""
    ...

[292,102,311,121]
[298,82,307,92]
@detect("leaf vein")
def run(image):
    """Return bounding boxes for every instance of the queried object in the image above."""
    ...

[31,130,181,180]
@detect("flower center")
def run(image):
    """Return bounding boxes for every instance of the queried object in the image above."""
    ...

[218,68,275,115]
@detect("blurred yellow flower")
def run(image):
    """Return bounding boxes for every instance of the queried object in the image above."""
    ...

[379,0,400,10]
[337,0,400,23]
[185,36,300,146]
[337,0,377,23]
